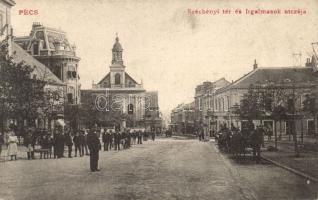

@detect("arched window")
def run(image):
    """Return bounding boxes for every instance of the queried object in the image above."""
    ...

[115,73,121,85]
[128,104,134,114]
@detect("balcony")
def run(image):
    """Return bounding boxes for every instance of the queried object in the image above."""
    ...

[51,50,76,57]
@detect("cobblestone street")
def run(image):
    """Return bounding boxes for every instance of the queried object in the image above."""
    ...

[0,137,317,200]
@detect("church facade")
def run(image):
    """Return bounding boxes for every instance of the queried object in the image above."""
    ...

[81,36,162,131]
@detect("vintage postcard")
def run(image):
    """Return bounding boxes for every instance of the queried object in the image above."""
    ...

[0,0,318,199]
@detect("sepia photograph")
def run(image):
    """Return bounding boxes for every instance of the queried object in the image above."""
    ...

[0,0,318,199]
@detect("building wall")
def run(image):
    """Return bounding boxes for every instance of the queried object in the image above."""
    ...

[0,0,14,56]
[170,102,195,134]
[81,90,147,127]
[213,86,316,135]
[14,24,81,104]
[0,0,11,35]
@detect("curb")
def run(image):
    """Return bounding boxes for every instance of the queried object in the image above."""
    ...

[261,156,318,183]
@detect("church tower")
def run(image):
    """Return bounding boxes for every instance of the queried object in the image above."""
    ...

[112,35,123,65]
[110,34,125,88]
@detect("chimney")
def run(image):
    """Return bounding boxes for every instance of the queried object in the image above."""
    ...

[253,59,258,70]
[32,22,42,29]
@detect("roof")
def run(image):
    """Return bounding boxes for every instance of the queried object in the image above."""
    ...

[14,23,75,53]
[97,73,110,85]
[184,101,195,110]
[125,72,138,84]
[218,67,318,92]
[112,36,123,51]
[213,78,231,88]
[11,42,64,85]
[97,72,139,85]
[1,0,15,6]
[195,77,230,97]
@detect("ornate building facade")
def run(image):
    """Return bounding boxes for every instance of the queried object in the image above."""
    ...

[81,36,162,131]
[194,78,230,137]
[14,23,80,105]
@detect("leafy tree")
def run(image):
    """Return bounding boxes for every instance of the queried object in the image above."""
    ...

[0,53,46,136]
[41,88,65,130]
[271,105,288,148]
[238,85,265,122]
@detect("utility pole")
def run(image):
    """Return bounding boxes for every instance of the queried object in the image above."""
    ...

[292,82,299,157]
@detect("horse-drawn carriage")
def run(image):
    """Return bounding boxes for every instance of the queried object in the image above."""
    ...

[216,128,260,159]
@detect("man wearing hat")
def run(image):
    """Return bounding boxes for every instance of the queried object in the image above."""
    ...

[87,129,101,172]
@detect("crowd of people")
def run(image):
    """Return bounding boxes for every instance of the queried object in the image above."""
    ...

[0,125,158,166]
[101,129,156,151]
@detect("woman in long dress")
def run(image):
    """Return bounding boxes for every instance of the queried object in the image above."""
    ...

[7,131,18,160]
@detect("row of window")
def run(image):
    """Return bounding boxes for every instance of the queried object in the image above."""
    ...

[197,94,308,112]
[197,96,232,112]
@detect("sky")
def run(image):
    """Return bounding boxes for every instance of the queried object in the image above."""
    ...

[10,0,318,122]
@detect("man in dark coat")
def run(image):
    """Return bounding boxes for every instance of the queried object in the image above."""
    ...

[151,131,156,141]
[56,132,65,158]
[251,125,264,163]
[103,130,112,151]
[106,131,112,150]
[65,132,73,158]
[73,131,82,157]
[109,130,114,150]
[53,132,58,159]
[87,130,101,172]
[127,131,131,148]
[114,131,121,150]
[137,130,143,144]
[102,131,106,151]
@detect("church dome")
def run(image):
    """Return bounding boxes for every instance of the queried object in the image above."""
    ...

[112,36,123,51]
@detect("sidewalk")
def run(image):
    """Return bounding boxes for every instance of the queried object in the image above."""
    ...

[262,139,318,182]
